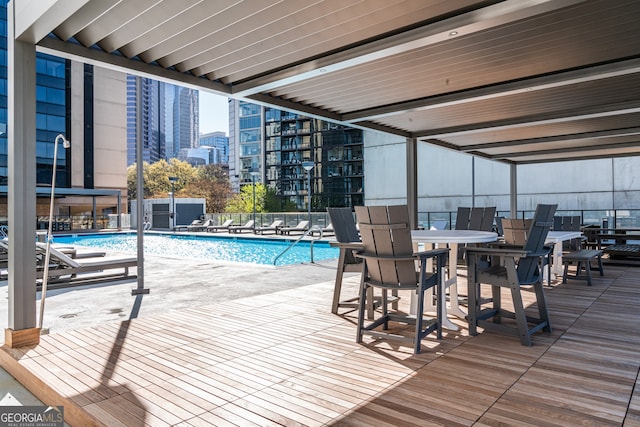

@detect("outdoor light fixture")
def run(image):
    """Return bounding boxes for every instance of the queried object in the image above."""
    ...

[302,161,314,228]
[250,169,260,228]
[39,134,71,330]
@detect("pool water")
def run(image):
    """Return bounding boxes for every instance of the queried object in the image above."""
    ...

[52,232,339,266]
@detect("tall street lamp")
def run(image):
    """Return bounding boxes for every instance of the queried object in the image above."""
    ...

[250,169,260,228]
[39,134,71,330]
[302,161,314,228]
[168,176,178,230]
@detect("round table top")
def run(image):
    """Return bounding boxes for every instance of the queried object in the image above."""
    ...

[411,229,498,244]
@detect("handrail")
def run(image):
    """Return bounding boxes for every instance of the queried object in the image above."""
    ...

[273,226,323,265]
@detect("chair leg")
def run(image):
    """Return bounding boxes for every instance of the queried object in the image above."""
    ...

[367,287,375,320]
[509,281,532,346]
[415,285,425,354]
[597,255,604,276]
[355,272,367,344]
[533,281,552,333]
[491,285,502,323]
[331,250,348,314]
[466,257,479,336]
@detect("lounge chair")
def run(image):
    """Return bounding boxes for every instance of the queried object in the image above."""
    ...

[175,219,203,231]
[188,219,214,232]
[32,242,137,287]
[206,219,234,233]
[277,220,309,235]
[228,220,255,233]
[254,220,283,235]
[310,222,334,236]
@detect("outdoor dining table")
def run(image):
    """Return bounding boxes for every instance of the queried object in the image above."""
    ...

[545,230,584,279]
[411,229,498,330]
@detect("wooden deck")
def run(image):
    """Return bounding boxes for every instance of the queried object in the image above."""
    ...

[2,263,640,426]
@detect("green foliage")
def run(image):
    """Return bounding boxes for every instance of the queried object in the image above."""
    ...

[263,186,297,212]
[226,183,268,213]
[127,158,196,199]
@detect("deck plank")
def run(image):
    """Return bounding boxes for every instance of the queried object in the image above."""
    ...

[2,265,640,426]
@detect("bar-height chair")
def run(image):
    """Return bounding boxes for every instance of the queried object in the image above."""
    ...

[354,205,449,354]
[328,207,367,315]
[501,218,553,286]
[553,215,583,251]
[465,203,557,346]
[455,206,497,259]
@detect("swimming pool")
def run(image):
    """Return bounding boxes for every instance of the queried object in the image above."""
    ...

[52,232,339,266]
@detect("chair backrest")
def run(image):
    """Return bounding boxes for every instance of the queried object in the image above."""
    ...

[517,204,557,283]
[455,207,472,230]
[495,216,505,236]
[553,215,582,250]
[355,205,416,287]
[456,206,496,231]
[502,218,533,246]
[553,215,581,231]
[328,207,360,243]
[220,219,233,227]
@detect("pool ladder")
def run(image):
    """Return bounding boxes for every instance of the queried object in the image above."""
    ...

[273,226,324,266]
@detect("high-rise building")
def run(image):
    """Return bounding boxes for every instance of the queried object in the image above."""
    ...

[126,78,199,165]
[173,86,199,158]
[229,100,364,211]
[199,131,229,164]
[0,0,128,219]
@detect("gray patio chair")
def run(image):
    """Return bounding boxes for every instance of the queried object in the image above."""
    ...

[455,206,496,259]
[465,203,557,346]
[553,215,583,251]
[354,205,448,354]
[328,207,365,315]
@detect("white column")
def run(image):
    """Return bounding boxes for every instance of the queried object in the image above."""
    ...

[7,1,38,340]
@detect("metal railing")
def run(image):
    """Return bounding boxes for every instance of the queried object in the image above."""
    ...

[272,226,324,265]
[418,209,640,231]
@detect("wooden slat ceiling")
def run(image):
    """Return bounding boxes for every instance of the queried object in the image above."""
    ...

[19,0,640,164]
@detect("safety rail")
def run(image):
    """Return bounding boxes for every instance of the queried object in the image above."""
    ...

[272,226,324,265]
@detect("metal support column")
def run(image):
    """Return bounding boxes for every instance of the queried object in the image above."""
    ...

[510,163,518,218]
[6,1,39,346]
[406,137,418,229]
[133,76,148,295]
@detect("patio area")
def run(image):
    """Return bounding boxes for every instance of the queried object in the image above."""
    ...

[2,255,640,426]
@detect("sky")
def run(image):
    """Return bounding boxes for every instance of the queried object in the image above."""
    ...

[199,92,230,135]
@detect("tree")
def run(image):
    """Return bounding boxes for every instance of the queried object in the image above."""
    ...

[127,159,198,199]
[226,183,268,213]
[263,186,297,212]
[184,164,232,213]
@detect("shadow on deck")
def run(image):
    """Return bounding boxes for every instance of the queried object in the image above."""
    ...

[2,262,640,426]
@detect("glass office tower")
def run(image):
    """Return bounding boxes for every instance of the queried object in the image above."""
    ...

[0,0,70,188]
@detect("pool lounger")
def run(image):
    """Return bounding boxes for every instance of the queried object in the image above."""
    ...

[34,242,137,286]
